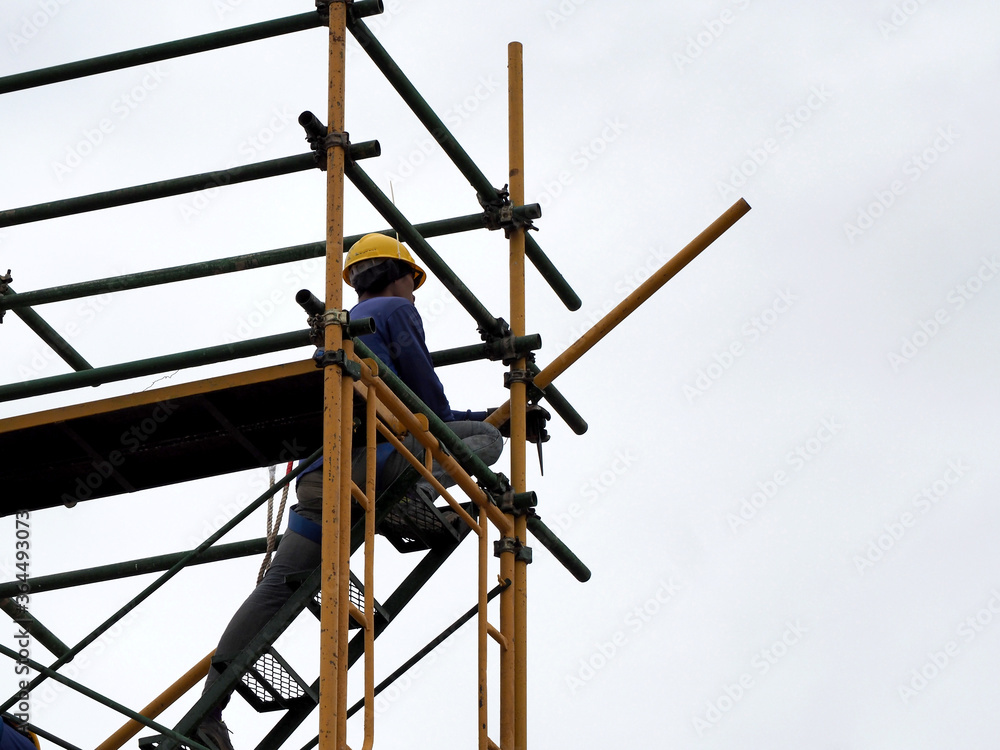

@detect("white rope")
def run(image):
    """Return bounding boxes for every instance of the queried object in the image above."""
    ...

[257,464,290,585]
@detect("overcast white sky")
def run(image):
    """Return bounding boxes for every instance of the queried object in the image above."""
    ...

[2,1,1000,748]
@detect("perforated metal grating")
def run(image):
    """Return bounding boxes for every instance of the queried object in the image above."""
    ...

[312,572,365,612]
[241,651,306,705]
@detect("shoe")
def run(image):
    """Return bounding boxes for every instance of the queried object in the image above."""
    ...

[195,716,235,750]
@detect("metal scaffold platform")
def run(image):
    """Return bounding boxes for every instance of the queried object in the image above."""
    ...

[0,3,749,749]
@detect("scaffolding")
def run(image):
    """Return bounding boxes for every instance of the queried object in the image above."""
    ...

[0,4,749,749]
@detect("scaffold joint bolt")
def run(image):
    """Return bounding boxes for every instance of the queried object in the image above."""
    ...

[315,349,361,380]
[324,131,351,149]
[0,269,10,324]
[504,369,533,389]
[493,536,532,563]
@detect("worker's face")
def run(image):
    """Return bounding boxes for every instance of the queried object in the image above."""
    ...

[390,271,416,303]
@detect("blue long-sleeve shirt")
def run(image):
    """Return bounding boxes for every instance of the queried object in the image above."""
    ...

[352,296,486,422]
[299,296,486,479]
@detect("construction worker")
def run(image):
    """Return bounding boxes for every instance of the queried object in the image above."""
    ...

[196,234,503,750]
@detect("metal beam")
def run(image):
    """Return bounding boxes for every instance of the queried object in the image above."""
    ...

[0,12,326,95]
[0,205,541,313]
[0,537,280,598]
[0,330,312,403]
[0,145,378,229]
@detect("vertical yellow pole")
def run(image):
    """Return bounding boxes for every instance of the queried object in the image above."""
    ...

[338,338,355,746]
[320,3,348,750]
[363,364,377,750]
[478,517,489,749]
[507,41,528,750]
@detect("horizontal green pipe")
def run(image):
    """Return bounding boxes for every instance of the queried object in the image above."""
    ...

[0,537,278,599]
[347,16,581,311]
[1,284,92,371]
[0,330,311,403]
[0,642,212,750]
[345,160,505,339]
[0,144,378,229]
[430,334,542,368]
[528,514,591,582]
[0,205,542,311]
[0,12,325,95]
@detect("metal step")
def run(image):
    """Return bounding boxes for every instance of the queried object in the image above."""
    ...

[233,647,317,713]
[301,570,390,631]
[377,496,473,552]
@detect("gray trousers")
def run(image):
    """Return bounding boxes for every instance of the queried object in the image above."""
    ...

[204,420,502,701]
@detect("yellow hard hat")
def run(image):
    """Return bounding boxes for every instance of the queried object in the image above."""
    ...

[343,233,427,289]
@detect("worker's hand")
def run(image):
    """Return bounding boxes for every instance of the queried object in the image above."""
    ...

[492,404,551,444]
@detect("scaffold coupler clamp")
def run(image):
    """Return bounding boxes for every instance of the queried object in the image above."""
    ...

[504,362,545,403]
[299,110,351,170]
[484,333,534,366]
[314,0,348,21]
[491,479,534,564]
[314,346,361,380]
[494,535,532,564]
[316,131,351,171]
[0,269,11,324]
[481,184,538,238]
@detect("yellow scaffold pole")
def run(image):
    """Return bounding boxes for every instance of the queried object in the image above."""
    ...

[507,41,529,750]
[319,1,350,749]
[486,198,752,431]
